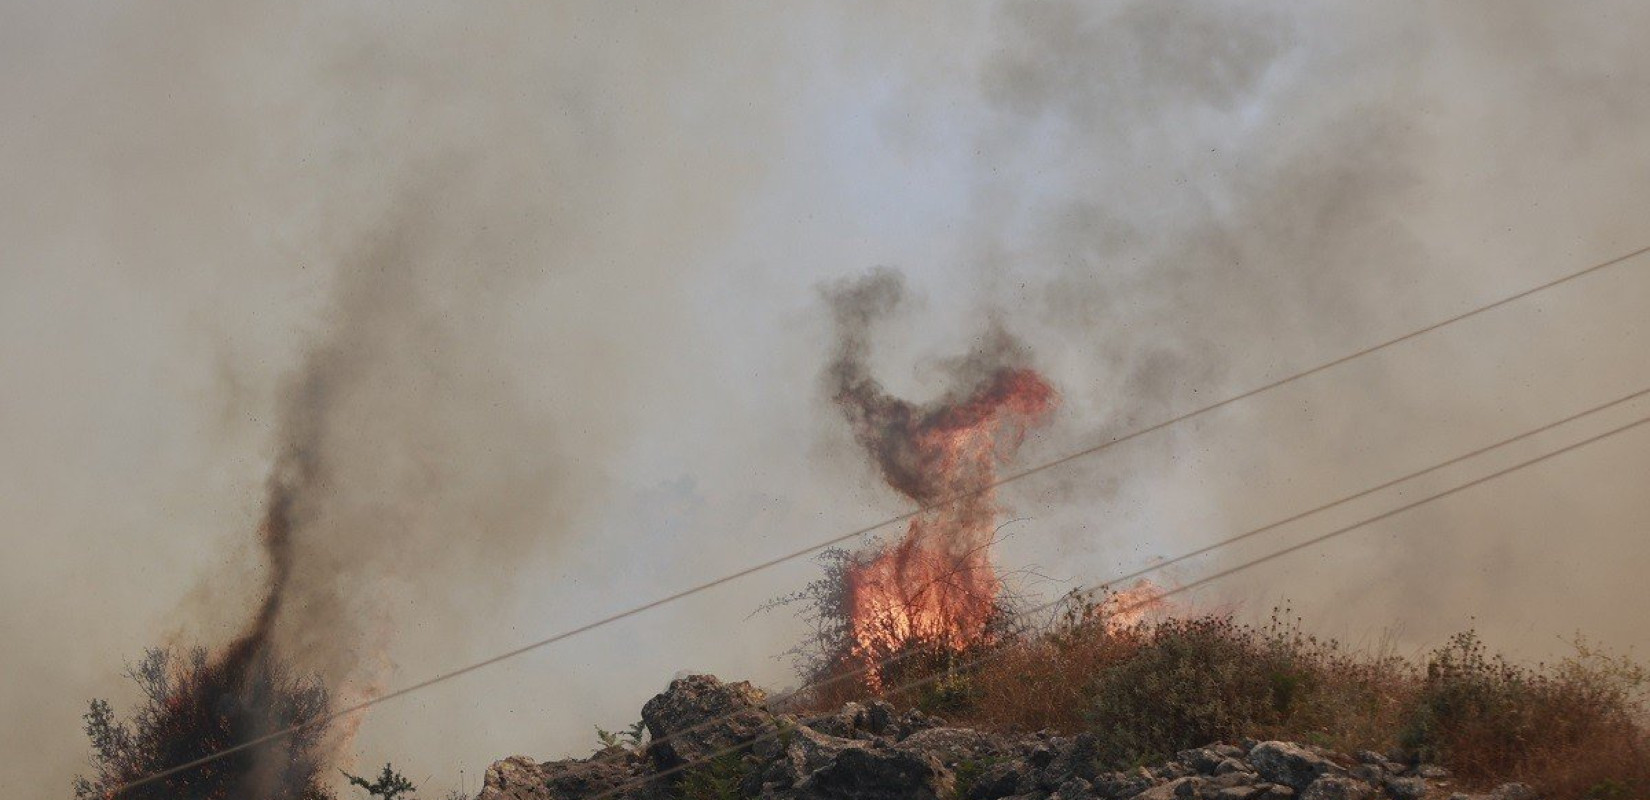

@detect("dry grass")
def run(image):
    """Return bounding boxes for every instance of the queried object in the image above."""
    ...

[1402,632,1650,797]
[949,602,1416,763]
[783,590,1650,797]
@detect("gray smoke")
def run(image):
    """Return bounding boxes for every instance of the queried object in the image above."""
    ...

[944,2,1650,661]
[823,268,1050,515]
[4,3,1650,799]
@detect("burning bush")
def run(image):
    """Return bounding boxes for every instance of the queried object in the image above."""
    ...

[762,539,1033,714]
[830,360,1056,688]
[73,645,337,800]
[819,271,1059,694]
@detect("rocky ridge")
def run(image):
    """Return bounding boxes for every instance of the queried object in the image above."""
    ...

[478,675,1539,800]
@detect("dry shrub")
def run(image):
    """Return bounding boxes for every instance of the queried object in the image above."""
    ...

[774,630,1016,719]
[1403,632,1650,797]
[74,646,336,800]
[764,551,1650,795]
[958,598,1413,766]
[1082,615,1307,765]
[948,589,1187,733]
[763,545,1024,718]
[775,582,1649,796]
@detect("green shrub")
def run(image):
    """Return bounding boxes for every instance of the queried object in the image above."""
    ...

[343,764,416,799]
[677,752,751,800]
[950,756,1000,800]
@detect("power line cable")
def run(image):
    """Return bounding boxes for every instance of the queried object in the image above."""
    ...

[106,243,1650,796]
[585,405,1650,800]
[571,382,1650,780]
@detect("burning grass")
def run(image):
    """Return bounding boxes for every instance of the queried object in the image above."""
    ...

[778,587,1650,797]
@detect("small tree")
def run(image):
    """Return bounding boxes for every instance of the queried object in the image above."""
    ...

[73,646,335,800]
[755,547,859,686]
[758,540,1029,713]
[343,764,417,800]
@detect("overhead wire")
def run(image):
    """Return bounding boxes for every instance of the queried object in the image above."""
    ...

[566,382,1650,788]
[583,402,1650,800]
[106,243,1650,796]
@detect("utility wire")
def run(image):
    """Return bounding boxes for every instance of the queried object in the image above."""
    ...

[569,381,1650,780]
[585,405,1650,800]
[107,243,1650,796]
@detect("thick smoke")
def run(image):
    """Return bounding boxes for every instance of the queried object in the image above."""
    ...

[944,1,1650,658]
[821,268,1056,681]
[825,269,1053,519]
[2,3,791,795]
[5,2,1650,799]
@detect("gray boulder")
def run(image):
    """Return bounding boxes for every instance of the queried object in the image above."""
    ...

[1091,769,1153,799]
[1130,776,1206,799]
[965,760,1031,800]
[894,708,945,739]
[806,702,869,739]
[1038,733,1102,788]
[760,725,865,790]
[795,745,954,800]
[470,671,1552,800]
[1050,776,1093,799]
[640,674,772,771]
[1178,747,1230,775]
[1299,775,1372,800]
[1383,776,1428,800]
[477,754,640,800]
[806,700,898,739]
[1208,770,1262,790]
[897,727,1008,766]
[1247,742,1345,791]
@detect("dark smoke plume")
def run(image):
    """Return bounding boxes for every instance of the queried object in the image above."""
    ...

[74,291,362,799]
[76,200,572,797]
[825,268,1055,535]
[821,269,1057,685]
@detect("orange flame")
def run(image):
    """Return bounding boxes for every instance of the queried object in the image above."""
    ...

[1096,580,1172,631]
[841,367,1056,688]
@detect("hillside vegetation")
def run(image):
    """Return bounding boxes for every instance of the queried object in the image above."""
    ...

[779,592,1650,798]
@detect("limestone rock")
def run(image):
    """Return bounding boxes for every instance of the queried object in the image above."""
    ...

[640,674,772,771]
[476,754,640,800]
[795,745,953,800]
[1248,741,1345,791]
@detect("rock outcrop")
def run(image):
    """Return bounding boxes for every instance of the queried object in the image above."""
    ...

[477,675,1540,800]
[640,675,774,772]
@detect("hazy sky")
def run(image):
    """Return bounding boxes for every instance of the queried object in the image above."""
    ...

[4,3,1649,797]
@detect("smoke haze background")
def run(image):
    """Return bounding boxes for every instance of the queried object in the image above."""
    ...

[3,2,1649,796]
